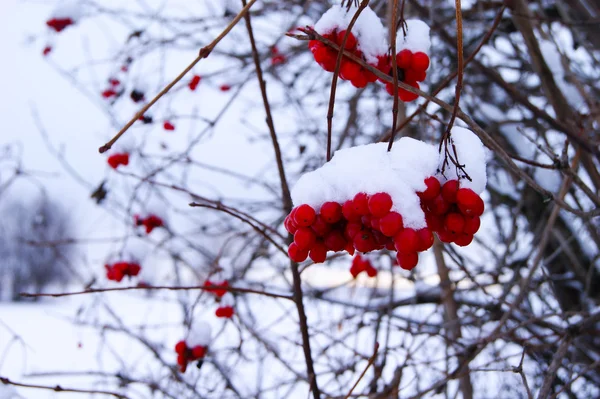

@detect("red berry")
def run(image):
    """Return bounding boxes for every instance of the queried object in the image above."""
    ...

[314,46,336,72]
[365,265,378,277]
[324,230,346,252]
[385,238,396,250]
[436,229,456,243]
[444,213,465,234]
[175,340,187,354]
[368,192,392,218]
[396,49,413,69]
[284,215,298,234]
[456,188,485,217]
[396,252,418,270]
[344,222,363,240]
[340,60,361,81]
[191,345,206,359]
[411,52,430,71]
[102,89,118,99]
[345,241,356,255]
[271,54,286,65]
[308,40,321,53]
[350,73,369,89]
[454,233,474,247]
[311,215,331,237]
[394,228,419,254]
[294,227,316,250]
[352,193,370,216]
[320,202,342,223]
[404,69,427,82]
[370,217,380,230]
[342,200,361,222]
[163,121,175,131]
[419,177,441,201]
[354,231,375,253]
[441,180,459,203]
[128,262,141,276]
[463,216,481,235]
[189,75,201,91]
[220,84,231,91]
[416,228,434,251]
[336,30,357,50]
[360,215,372,227]
[42,46,52,56]
[288,242,308,262]
[427,195,451,216]
[293,204,316,227]
[379,212,404,237]
[309,242,328,263]
[425,211,444,232]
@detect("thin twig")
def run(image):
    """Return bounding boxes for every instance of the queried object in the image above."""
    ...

[0,376,128,399]
[387,0,400,151]
[343,342,379,399]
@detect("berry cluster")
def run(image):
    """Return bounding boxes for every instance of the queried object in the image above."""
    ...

[309,30,377,88]
[285,177,483,271]
[134,214,164,234]
[174,341,207,373]
[205,279,229,297]
[215,305,234,318]
[419,178,483,246]
[380,49,430,102]
[105,261,141,282]
[350,255,377,278]
[107,152,129,169]
[46,17,74,33]
[163,121,176,131]
[101,77,122,99]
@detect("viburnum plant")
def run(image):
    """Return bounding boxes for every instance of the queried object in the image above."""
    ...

[9,0,600,398]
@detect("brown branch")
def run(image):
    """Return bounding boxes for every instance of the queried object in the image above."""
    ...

[0,376,129,398]
[343,342,379,399]
[387,0,400,151]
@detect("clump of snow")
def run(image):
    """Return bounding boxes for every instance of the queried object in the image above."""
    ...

[438,127,487,194]
[220,293,235,307]
[51,1,84,21]
[314,4,388,64]
[396,19,431,54]
[291,129,487,228]
[187,320,212,347]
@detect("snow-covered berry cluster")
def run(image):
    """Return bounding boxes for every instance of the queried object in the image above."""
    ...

[285,127,487,271]
[309,5,431,101]
[43,2,82,56]
[134,214,164,234]
[205,273,235,319]
[175,321,211,373]
[105,261,141,282]
[215,293,235,319]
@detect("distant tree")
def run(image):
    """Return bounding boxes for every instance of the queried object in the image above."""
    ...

[0,194,75,301]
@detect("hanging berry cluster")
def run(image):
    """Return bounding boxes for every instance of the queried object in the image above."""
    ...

[285,128,487,272]
[105,261,141,282]
[134,214,164,234]
[350,254,377,278]
[107,152,129,169]
[308,5,431,102]
[175,341,207,373]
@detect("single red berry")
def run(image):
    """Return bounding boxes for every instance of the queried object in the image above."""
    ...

[102,89,118,99]
[411,52,430,71]
[344,221,363,240]
[293,204,316,227]
[370,217,380,231]
[350,73,369,89]
[340,60,361,82]
[404,68,427,82]
[379,212,404,237]
[42,46,52,56]
[175,340,187,354]
[324,230,346,252]
[454,233,474,247]
[444,213,465,234]
[311,215,331,237]
[294,227,316,250]
[385,238,396,251]
[342,200,361,222]
[436,229,456,243]
[394,228,419,254]
[220,84,231,91]
[191,345,206,359]
[427,195,451,216]
[365,265,378,277]
[309,241,328,263]
[284,215,298,234]
[416,228,434,251]
[288,242,308,262]
[353,232,375,253]
[271,54,286,65]
[418,177,441,202]
[425,211,444,232]
[352,193,370,216]
[441,180,459,203]
[463,216,481,235]
[163,121,175,131]
[456,188,485,217]
[320,202,342,223]
[189,75,201,91]
[109,78,120,87]
[368,192,393,218]
[336,30,357,50]
[396,49,413,69]
[396,252,418,270]
[308,40,321,53]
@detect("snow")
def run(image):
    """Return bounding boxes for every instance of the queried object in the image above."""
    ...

[396,19,431,54]
[219,292,235,307]
[50,1,83,21]
[437,127,487,194]
[187,320,212,347]
[314,4,388,64]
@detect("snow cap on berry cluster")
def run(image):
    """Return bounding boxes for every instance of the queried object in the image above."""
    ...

[291,137,439,229]
[396,19,431,54]
[187,320,212,347]
[314,4,387,64]
[437,127,487,194]
[51,1,83,21]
